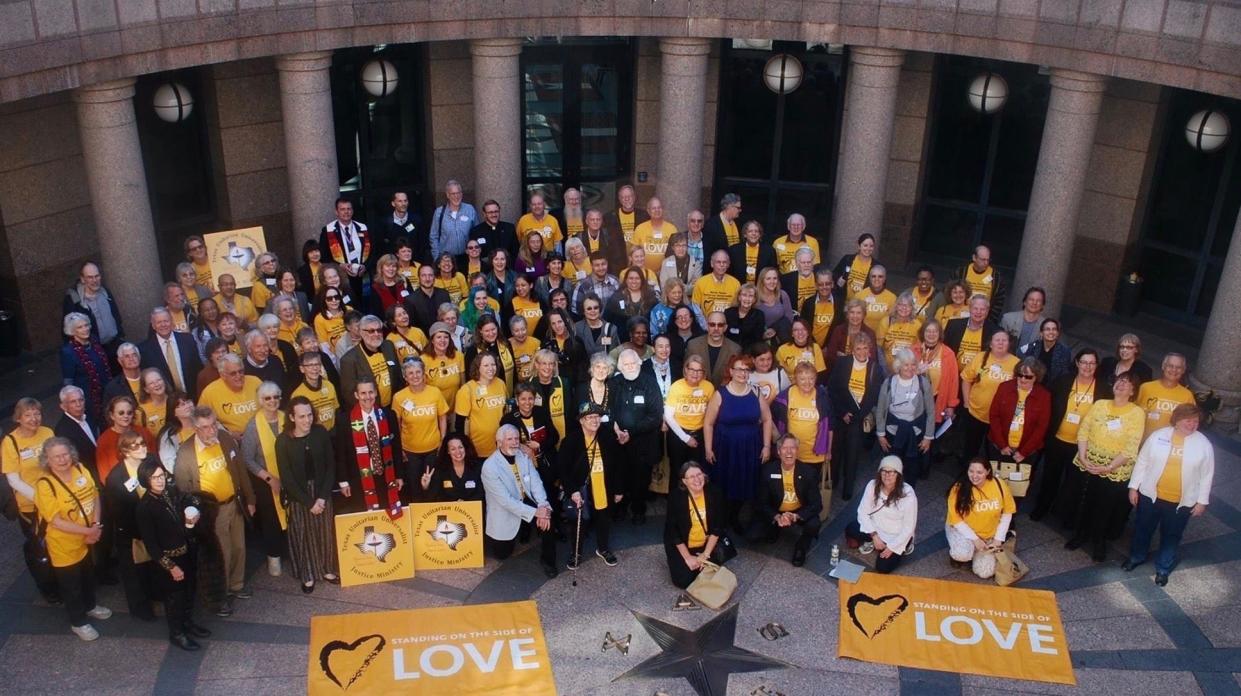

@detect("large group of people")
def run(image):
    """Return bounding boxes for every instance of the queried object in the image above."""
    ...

[2,182,1215,647]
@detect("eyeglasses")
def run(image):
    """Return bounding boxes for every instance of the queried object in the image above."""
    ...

[149,470,167,480]
[708,322,726,328]
[685,367,704,374]
[732,366,752,373]
[467,244,480,250]
[1078,360,1097,366]
[1017,373,1035,380]
[1119,344,1136,350]
[326,295,341,301]
[584,305,600,312]
[188,244,204,252]
[261,395,280,401]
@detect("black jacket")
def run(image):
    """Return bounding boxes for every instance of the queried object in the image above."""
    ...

[138,332,204,399]
[575,227,628,273]
[63,285,124,344]
[727,242,777,285]
[244,356,286,391]
[665,484,726,549]
[724,306,766,349]
[641,356,683,385]
[104,458,153,540]
[827,357,883,421]
[380,212,428,263]
[136,487,200,572]
[333,406,402,510]
[558,428,622,504]
[54,413,99,482]
[831,253,883,305]
[943,318,1000,360]
[1099,356,1153,390]
[338,342,403,409]
[274,425,336,508]
[703,214,735,262]
[1047,374,1113,441]
[951,263,1008,323]
[103,373,140,404]
[469,220,519,265]
[500,408,561,462]
[755,460,822,521]
[427,463,485,503]
[603,208,648,246]
[607,371,664,435]
[407,286,452,333]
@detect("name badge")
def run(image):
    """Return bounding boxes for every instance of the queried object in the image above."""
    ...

[342,294,352,305]
[729,327,740,334]
[76,476,88,487]
[400,290,410,298]
[692,389,704,397]
[619,300,626,309]
[653,231,662,240]
[1148,411,1160,420]
[601,414,611,423]
[477,237,487,245]
[775,243,786,251]
[404,223,415,232]
[19,448,34,460]
[519,355,531,363]
[542,226,551,235]
[124,478,139,493]
[1009,419,1021,431]
[746,265,756,275]
[1066,413,1081,424]
[265,278,277,287]
[403,400,415,412]
[442,480,453,489]
[634,395,645,404]
[600,337,612,346]
[464,480,477,489]
[477,387,487,396]
[983,275,992,284]
[770,473,782,479]
[386,360,396,367]
[575,271,586,279]
[1107,418,1122,431]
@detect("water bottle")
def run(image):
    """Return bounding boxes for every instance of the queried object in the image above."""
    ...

[830,544,840,567]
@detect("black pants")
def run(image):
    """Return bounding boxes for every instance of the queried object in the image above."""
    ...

[487,518,557,568]
[115,535,155,617]
[249,473,287,558]
[748,510,821,553]
[17,510,58,599]
[666,429,704,480]
[53,555,97,628]
[831,417,868,500]
[401,450,438,503]
[568,502,612,557]
[154,548,199,637]
[665,542,707,589]
[620,430,660,517]
[845,520,903,574]
[959,410,989,465]
[1032,438,1075,518]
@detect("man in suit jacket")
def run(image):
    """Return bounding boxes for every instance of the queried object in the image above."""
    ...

[337,315,403,409]
[686,312,742,385]
[139,307,203,399]
[378,191,427,262]
[333,378,403,516]
[54,386,99,483]
[578,208,628,273]
[103,342,144,403]
[318,198,374,304]
[469,199,519,267]
[602,184,648,247]
[750,434,822,566]
[481,424,557,577]
[703,192,743,262]
[943,296,1000,372]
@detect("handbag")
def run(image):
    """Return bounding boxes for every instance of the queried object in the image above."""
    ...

[994,532,1028,586]
[686,561,737,610]
[689,494,736,564]
[991,460,1033,497]
[132,538,152,564]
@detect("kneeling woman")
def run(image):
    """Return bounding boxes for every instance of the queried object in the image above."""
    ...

[846,456,918,574]
[561,403,623,569]
[664,461,728,589]
[945,457,1016,579]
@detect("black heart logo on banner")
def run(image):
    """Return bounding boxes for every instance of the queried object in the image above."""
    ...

[846,593,909,639]
[319,634,386,690]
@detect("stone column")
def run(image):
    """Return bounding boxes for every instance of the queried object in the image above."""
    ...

[73,79,162,334]
[1192,212,1241,426]
[829,47,904,263]
[1011,70,1107,319]
[276,51,339,248]
[656,38,711,221]
[471,39,524,217]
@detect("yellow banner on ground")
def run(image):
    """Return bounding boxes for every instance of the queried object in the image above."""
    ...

[308,600,556,695]
[204,226,267,289]
[333,508,416,587]
[409,501,485,570]
[838,573,1074,685]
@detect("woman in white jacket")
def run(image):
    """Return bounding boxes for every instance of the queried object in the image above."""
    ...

[1123,403,1213,587]
[845,456,918,573]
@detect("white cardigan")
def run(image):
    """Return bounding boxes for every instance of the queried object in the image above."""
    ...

[857,481,918,554]
[1128,426,1214,510]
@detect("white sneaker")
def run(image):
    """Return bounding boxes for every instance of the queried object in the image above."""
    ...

[859,542,875,555]
[86,605,112,620]
[267,556,282,577]
[71,624,99,641]
[904,541,916,556]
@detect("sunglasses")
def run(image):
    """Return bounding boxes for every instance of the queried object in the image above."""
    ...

[1017,373,1035,380]
[708,322,727,328]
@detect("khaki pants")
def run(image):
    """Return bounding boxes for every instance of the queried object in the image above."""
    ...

[213,500,247,593]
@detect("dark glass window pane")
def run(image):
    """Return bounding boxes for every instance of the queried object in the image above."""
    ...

[1137,248,1196,312]
[1140,139,1222,253]
[987,70,1049,210]
[773,187,833,244]
[919,205,978,259]
[720,56,778,180]
[923,68,990,202]
[579,63,621,177]
[524,62,565,180]
[1212,161,1241,258]
[980,213,1026,267]
[1195,261,1223,317]
[723,180,772,235]
[777,60,842,183]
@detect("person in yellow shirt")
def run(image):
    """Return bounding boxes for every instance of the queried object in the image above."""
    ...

[2,398,60,603]
[311,286,347,353]
[691,250,741,316]
[935,280,971,326]
[631,197,678,274]
[213,274,258,329]
[175,262,212,311]
[801,268,837,346]
[832,233,877,301]
[1030,348,1103,522]
[392,357,450,499]
[1136,353,1194,441]
[858,264,897,334]
[290,351,339,432]
[35,437,109,639]
[751,434,822,566]
[875,292,923,372]
[906,266,944,321]
[434,253,469,306]
[423,322,465,403]
[945,458,1016,579]
[952,245,1007,323]
[773,363,831,466]
[516,192,564,252]
[959,331,1019,462]
[508,316,541,383]
[772,213,820,273]
[454,353,508,457]
[185,235,216,292]
[663,355,716,477]
[196,353,262,438]
[384,304,428,362]
[775,318,827,383]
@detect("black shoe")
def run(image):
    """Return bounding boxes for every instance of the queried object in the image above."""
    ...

[1121,559,1141,572]
[542,563,559,579]
[214,598,234,617]
[301,582,315,594]
[231,586,253,600]
[1064,537,1083,551]
[1090,541,1107,563]
[566,555,581,571]
[184,622,212,638]
[791,548,807,567]
[1154,573,1169,587]
[169,633,200,651]
[596,549,618,567]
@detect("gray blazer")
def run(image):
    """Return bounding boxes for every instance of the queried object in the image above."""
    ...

[481,448,548,541]
[874,373,936,437]
[573,319,621,356]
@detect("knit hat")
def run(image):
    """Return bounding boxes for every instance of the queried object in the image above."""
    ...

[428,322,452,337]
[878,456,903,474]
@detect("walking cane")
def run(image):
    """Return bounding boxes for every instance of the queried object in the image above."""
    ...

[572,504,583,587]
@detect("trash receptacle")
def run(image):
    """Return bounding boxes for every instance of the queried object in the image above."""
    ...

[1116,273,1143,318]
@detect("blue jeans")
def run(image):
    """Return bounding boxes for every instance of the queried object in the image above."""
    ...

[1127,496,1192,575]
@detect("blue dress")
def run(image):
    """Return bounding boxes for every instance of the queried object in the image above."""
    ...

[713,386,763,501]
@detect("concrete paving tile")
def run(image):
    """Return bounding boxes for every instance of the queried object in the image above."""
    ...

[197,641,305,679]
[1188,604,1241,648]
[961,667,1201,695]
[194,676,306,696]
[0,633,166,692]
[730,669,901,695]
[1160,559,1241,610]
[1063,613,1174,650]
[1055,581,1147,620]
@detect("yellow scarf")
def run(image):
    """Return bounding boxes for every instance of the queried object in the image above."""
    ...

[256,414,288,530]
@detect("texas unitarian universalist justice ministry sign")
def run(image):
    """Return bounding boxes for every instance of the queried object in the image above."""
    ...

[333,502,485,587]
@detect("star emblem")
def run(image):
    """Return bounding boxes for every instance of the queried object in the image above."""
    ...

[612,605,790,696]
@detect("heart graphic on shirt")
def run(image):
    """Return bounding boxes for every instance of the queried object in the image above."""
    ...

[319,633,386,690]
[846,592,909,639]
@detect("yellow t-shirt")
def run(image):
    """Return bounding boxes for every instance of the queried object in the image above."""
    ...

[198,377,262,435]
[667,379,715,431]
[779,468,800,512]
[510,296,544,327]
[775,343,825,383]
[910,287,937,320]
[935,303,970,326]
[720,215,740,247]
[290,380,339,432]
[773,235,820,274]
[393,386,449,454]
[956,327,984,371]
[786,388,824,463]
[961,354,1019,423]
[215,293,258,327]
[140,401,167,435]
[859,289,896,334]
[193,260,215,291]
[1156,433,1185,503]
[510,338,540,383]
[617,210,637,244]
[398,264,419,287]
[314,313,346,351]
[564,258,590,282]
[687,493,708,548]
[534,380,567,440]
[1136,381,1195,440]
[632,221,678,273]
[170,309,190,334]
[691,274,741,315]
[743,244,760,283]
[126,376,141,398]
[877,318,922,369]
[516,213,563,249]
[195,440,236,502]
[810,298,835,346]
[1053,380,1095,444]
[34,465,97,567]
[435,273,470,306]
[424,353,465,402]
[846,256,871,300]
[848,361,868,404]
[2,426,55,513]
[587,436,607,510]
[1007,388,1030,449]
[366,350,395,406]
[277,320,309,347]
[946,476,1015,541]
[184,286,206,311]
[964,265,996,302]
[795,274,816,307]
[251,277,276,311]
[455,380,508,457]
[387,328,428,363]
